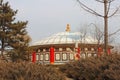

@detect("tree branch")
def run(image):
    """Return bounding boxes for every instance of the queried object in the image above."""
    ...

[109,28,120,37]
[77,0,104,17]
[106,1,111,16]
[95,0,104,3]
[109,0,116,3]
[108,6,120,18]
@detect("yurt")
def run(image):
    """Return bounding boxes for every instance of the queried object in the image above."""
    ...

[31,24,113,64]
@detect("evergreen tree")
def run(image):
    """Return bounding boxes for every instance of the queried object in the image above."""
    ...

[0,0,31,61]
[8,22,31,62]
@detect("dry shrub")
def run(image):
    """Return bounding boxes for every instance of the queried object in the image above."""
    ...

[59,54,120,80]
[0,61,65,80]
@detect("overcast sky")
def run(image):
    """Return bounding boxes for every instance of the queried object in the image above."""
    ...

[4,0,120,44]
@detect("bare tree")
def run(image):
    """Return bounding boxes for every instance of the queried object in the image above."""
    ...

[76,0,120,54]
[79,24,88,43]
[89,23,104,47]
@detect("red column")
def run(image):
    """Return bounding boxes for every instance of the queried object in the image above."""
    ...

[32,51,36,63]
[108,48,111,55]
[77,47,80,60]
[50,47,54,64]
[98,47,102,57]
[75,47,80,60]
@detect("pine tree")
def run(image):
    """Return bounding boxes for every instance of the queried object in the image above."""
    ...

[0,0,31,61]
[8,22,31,62]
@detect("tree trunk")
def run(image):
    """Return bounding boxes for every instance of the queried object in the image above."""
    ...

[104,0,108,55]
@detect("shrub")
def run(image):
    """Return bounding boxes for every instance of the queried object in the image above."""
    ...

[59,54,120,80]
[0,61,65,80]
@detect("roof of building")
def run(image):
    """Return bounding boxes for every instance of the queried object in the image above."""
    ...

[32,31,98,46]
[31,24,114,49]
[32,24,99,46]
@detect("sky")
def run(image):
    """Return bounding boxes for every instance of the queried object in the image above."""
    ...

[4,0,120,44]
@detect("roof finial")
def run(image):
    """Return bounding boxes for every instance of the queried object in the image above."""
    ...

[66,24,70,32]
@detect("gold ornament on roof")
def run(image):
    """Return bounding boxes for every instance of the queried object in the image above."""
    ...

[66,24,70,32]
